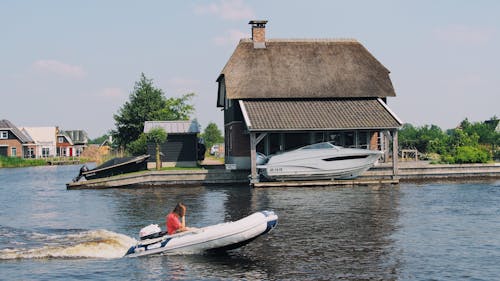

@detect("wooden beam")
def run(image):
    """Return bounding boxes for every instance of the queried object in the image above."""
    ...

[250,132,258,183]
[255,132,267,145]
[392,130,399,178]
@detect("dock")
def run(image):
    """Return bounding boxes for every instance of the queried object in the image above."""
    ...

[66,162,500,189]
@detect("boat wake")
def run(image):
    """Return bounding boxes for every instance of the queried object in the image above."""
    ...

[0,228,136,260]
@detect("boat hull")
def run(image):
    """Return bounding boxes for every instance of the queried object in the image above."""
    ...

[124,211,278,257]
[261,144,382,181]
[82,155,150,180]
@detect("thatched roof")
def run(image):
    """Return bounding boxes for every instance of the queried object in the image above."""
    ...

[240,98,402,131]
[219,39,396,99]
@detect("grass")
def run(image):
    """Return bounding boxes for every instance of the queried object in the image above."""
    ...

[0,156,47,168]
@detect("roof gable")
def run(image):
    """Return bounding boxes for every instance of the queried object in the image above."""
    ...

[220,39,396,100]
[144,120,200,134]
[0,119,33,143]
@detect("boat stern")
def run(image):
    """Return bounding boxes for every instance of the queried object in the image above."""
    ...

[261,210,278,233]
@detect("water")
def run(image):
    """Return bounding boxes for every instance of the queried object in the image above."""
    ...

[0,165,499,280]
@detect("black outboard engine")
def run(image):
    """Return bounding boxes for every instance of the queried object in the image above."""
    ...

[73,165,88,182]
[197,138,206,161]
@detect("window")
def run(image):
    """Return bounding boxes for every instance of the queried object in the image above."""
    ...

[0,131,7,139]
[58,137,64,143]
[25,147,34,158]
[42,147,50,158]
[11,147,17,157]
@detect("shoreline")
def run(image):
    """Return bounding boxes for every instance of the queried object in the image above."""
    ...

[66,161,500,190]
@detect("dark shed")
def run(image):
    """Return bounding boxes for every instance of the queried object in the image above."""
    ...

[144,120,202,168]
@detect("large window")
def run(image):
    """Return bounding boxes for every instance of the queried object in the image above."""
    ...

[25,147,34,158]
[42,147,50,158]
[0,131,7,139]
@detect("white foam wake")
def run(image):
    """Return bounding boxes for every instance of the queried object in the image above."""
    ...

[0,229,137,260]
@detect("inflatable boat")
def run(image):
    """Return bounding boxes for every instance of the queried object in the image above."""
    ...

[124,211,278,257]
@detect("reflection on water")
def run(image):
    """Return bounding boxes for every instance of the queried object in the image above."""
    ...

[1,166,500,280]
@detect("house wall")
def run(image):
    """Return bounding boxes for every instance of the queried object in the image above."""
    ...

[147,134,198,168]
[224,121,251,169]
[0,139,23,157]
[0,130,24,157]
[22,127,57,158]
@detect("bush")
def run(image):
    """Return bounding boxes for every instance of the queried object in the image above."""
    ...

[0,156,47,168]
[453,146,490,164]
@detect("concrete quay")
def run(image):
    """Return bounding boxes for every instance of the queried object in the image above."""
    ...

[66,169,249,190]
[66,162,500,190]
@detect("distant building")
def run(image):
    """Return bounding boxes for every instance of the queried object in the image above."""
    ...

[21,126,57,158]
[1,120,89,158]
[0,119,35,158]
[60,129,88,156]
[144,120,203,168]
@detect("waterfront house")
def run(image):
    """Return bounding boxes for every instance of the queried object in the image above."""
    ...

[60,130,88,156]
[216,21,403,181]
[143,120,203,168]
[0,119,35,158]
[21,126,57,158]
[56,130,74,157]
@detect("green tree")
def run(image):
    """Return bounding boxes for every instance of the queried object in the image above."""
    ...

[127,133,148,155]
[112,73,195,154]
[146,127,168,170]
[201,122,224,151]
[88,134,108,145]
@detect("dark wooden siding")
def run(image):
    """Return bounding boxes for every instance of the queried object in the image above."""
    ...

[225,122,250,157]
[224,100,244,124]
[147,134,198,162]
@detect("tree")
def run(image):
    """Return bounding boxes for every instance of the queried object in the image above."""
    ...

[112,73,195,154]
[88,134,109,145]
[146,127,167,170]
[201,122,224,151]
[127,133,148,155]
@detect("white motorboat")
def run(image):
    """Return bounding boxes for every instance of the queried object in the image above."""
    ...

[124,211,278,257]
[258,142,383,181]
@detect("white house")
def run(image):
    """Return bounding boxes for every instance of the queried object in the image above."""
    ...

[20,127,57,158]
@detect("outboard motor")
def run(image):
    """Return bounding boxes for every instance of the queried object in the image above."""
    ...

[197,138,206,161]
[72,165,88,182]
[139,224,163,240]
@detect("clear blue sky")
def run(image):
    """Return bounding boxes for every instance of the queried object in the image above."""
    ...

[1,0,499,138]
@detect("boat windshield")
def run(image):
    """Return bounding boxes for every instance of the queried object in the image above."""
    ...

[300,142,337,150]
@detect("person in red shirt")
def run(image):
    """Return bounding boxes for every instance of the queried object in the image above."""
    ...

[166,203,188,235]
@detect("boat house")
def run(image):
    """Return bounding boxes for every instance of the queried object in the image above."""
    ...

[216,21,403,182]
[143,120,204,168]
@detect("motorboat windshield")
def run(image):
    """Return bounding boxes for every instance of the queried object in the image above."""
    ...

[298,142,339,150]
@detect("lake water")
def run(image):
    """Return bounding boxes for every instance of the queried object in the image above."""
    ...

[0,165,499,280]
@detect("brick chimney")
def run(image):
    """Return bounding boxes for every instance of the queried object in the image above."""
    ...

[249,20,268,48]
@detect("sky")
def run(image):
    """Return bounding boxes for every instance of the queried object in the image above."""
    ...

[1,1,499,138]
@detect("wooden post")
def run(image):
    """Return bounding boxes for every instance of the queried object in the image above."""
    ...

[250,132,258,183]
[392,130,399,178]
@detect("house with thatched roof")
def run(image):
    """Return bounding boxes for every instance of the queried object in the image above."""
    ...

[216,20,402,182]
